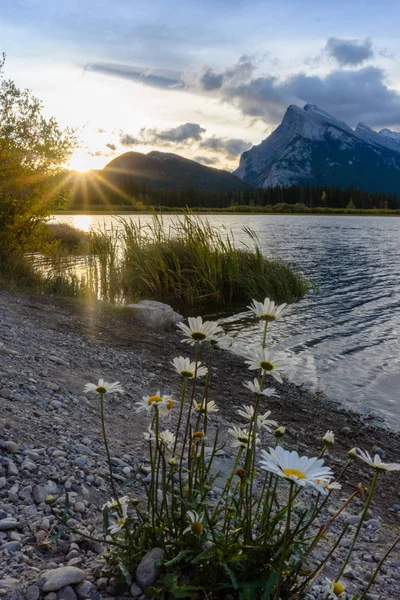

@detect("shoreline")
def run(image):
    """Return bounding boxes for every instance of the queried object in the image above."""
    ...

[55,209,400,217]
[0,288,400,597]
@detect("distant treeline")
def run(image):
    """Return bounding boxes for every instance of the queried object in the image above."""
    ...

[66,173,400,211]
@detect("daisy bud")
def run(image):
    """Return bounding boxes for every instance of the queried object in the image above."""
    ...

[168,457,177,466]
[235,468,246,479]
[348,447,358,459]
[275,426,286,440]
[131,498,139,506]
[45,494,55,505]
[323,430,335,446]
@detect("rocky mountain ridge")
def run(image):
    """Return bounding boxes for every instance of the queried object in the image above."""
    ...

[234,104,400,193]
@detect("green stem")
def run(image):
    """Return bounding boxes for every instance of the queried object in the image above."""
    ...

[336,469,380,581]
[173,376,188,455]
[100,393,120,511]
[274,481,294,600]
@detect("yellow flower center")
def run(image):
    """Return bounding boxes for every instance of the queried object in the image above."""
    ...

[260,360,274,371]
[237,435,249,444]
[147,395,163,406]
[190,331,207,341]
[192,431,205,441]
[191,522,204,535]
[333,582,345,595]
[181,370,194,378]
[96,386,107,394]
[283,468,306,480]
[260,313,276,322]
[118,517,125,527]
[166,399,174,410]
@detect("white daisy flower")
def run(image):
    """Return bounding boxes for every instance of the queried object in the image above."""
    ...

[107,496,129,534]
[243,379,279,397]
[323,578,346,599]
[143,426,176,451]
[248,297,286,322]
[192,400,219,414]
[245,349,286,383]
[236,405,278,432]
[84,379,124,395]
[136,392,174,417]
[355,449,400,471]
[172,356,208,378]
[177,317,223,345]
[103,495,129,511]
[183,510,205,535]
[323,430,335,446]
[326,481,342,491]
[228,425,260,448]
[259,446,334,495]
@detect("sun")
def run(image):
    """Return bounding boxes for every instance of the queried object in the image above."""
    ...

[67,150,96,173]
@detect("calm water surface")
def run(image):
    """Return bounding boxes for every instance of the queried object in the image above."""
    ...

[53,214,400,428]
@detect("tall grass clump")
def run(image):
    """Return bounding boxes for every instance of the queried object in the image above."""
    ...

[118,215,308,309]
[50,298,400,599]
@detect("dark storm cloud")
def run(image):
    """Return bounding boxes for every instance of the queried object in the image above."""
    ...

[325,37,374,67]
[156,122,206,142]
[200,136,252,157]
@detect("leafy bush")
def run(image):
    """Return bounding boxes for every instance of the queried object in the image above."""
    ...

[0,54,77,282]
[49,298,400,599]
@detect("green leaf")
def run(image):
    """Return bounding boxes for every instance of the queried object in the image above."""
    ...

[164,550,191,567]
[222,562,239,590]
[173,585,203,598]
[261,572,278,600]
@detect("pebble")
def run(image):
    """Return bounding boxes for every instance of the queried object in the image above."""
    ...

[42,567,86,592]
[0,519,17,531]
[25,585,40,600]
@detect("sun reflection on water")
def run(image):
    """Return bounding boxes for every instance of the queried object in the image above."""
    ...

[73,215,93,232]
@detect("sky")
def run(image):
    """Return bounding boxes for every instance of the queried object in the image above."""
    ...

[3,0,400,171]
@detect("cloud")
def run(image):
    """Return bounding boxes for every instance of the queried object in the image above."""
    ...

[280,66,400,127]
[194,155,217,166]
[156,122,206,142]
[325,37,374,67]
[105,143,117,151]
[200,136,252,158]
[85,62,183,90]
[120,133,139,146]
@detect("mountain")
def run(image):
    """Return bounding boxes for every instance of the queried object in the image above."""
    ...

[234,104,400,193]
[102,151,250,192]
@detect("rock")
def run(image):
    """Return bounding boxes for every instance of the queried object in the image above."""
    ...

[0,478,6,490]
[373,447,386,459]
[42,567,86,592]
[345,514,362,526]
[125,301,183,329]
[0,518,17,531]
[1,541,21,552]
[135,548,165,590]
[4,441,19,454]
[75,581,93,599]
[48,355,69,367]
[130,582,143,597]
[56,586,78,600]
[26,585,40,600]
[366,518,381,530]
[341,426,351,435]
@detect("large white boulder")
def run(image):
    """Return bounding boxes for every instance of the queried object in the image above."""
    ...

[125,300,183,329]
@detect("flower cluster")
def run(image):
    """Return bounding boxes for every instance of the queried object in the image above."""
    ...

[79,298,400,600]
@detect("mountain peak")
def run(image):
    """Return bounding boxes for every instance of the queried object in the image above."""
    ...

[234,103,400,192]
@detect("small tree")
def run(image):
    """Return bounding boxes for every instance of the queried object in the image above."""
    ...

[0,54,78,272]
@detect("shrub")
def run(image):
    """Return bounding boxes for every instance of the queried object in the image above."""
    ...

[50,298,400,599]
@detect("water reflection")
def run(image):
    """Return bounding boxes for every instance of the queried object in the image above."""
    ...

[52,214,400,428]
[72,215,93,232]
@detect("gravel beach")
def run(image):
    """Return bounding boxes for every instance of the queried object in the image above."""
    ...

[0,288,399,599]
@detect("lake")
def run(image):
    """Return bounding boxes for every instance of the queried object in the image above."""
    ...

[52,214,400,428]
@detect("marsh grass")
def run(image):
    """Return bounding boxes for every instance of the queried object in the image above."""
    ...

[22,215,308,309]
[46,222,90,254]
[85,214,308,309]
